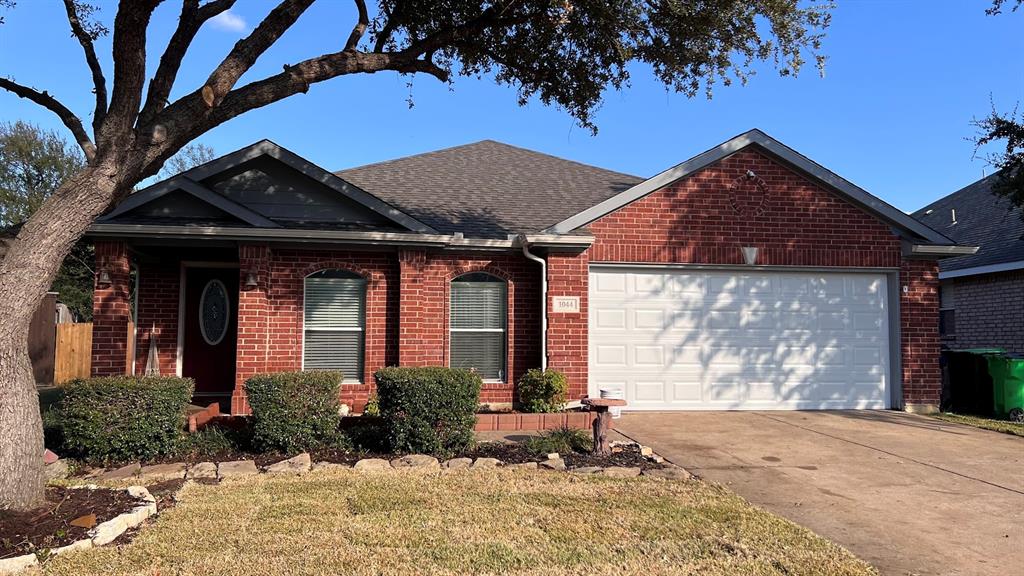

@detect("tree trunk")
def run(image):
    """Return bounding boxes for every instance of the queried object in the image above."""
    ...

[0,162,120,510]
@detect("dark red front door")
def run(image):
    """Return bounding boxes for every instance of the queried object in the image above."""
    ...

[182,267,238,407]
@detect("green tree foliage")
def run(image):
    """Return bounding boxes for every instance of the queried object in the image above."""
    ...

[974,1,1023,210]
[973,105,1024,209]
[157,142,216,180]
[0,121,84,227]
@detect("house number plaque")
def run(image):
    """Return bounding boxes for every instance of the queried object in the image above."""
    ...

[552,296,580,313]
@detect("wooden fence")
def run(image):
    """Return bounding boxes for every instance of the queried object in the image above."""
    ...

[52,321,135,384]
[54,323,92,384]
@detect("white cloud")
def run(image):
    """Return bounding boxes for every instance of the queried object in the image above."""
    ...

[209,10,248,33]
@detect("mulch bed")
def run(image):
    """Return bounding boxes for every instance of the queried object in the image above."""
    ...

[561,445,661,470]
[0,486,145,559]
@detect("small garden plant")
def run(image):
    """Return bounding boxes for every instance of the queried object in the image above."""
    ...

[244,370,345,453]
[49,375,194,464]
[375,366,481,456]
[517,368,568,413]
[524,427,593,456]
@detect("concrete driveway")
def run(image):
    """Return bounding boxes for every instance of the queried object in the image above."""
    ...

[614,411,1024,576]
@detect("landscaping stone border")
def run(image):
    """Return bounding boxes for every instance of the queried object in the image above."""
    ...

[72,442,687,486]
[0,485,156,576]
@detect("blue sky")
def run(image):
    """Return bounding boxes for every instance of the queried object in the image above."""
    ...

[0,1,1021,212]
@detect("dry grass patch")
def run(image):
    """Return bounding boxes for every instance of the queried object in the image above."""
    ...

[44,469,875,576]
[932,412,1024,437]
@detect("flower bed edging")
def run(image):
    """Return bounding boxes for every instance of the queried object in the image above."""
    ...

[0,485,156,576]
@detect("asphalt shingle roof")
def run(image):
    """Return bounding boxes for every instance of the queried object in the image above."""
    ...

[913,171,1024,272]
[334,140,643,238]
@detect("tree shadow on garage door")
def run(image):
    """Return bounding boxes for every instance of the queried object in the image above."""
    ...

[594,270,892,410]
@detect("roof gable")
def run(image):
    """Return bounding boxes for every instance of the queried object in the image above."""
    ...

[545,129,954,246]
[101,140,437,233]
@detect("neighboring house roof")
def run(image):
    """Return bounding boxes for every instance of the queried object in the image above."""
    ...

[547,129,956,246]
[335,140,643,238]
[913,171,1024,277]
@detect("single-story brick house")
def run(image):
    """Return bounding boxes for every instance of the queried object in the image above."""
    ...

[913,171,1024,353]
[87,129,974,415]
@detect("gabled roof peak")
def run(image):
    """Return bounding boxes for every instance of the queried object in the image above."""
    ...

[545,128,955,246]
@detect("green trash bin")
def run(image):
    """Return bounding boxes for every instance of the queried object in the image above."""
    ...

[984,354,1024,422]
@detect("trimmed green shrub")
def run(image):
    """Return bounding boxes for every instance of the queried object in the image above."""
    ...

[244,370,343,453]
[517,368,568,413]
[374,367,481,456]
[53,376,194,464]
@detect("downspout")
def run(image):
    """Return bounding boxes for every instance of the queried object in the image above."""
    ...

[519,235,547,371]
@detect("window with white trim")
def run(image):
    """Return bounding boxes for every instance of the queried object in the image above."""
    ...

[303,270,366,381]
[450,272,507,381]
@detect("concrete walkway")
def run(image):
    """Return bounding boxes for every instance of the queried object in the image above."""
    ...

[615,411,1024,576]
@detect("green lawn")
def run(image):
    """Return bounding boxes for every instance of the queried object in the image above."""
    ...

[932,412,1024,437]
[43,469,874,576]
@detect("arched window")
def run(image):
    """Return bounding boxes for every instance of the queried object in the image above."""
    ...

[450,272,507,381]
[303,269,366,381]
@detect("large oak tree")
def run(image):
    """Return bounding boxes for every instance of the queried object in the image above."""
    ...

[0,0,831,509]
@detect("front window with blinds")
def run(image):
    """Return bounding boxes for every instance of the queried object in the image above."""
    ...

[450,272,507,381]
[303,270,366,382]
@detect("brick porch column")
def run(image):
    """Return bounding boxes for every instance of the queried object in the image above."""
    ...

[901,259,942,412]
[233,244,271,414]
[546,251,589,400]
[91,241,132,376]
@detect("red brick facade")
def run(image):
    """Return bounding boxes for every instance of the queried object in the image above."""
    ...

[133,261,179,377]
[91,241,132,376]
[93,148,944,413]
[900,259,941,406]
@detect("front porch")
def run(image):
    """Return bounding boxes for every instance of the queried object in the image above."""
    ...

[89,240,575,415]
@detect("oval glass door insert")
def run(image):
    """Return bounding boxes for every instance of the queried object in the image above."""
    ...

[199,279,230,345]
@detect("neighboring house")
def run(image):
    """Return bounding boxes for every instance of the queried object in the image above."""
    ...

[914,172,1024,354]
[87,129,971,415]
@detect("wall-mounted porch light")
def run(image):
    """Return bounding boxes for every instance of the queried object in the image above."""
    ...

[741,246,759,266]
[97,268,111,287]
[244,271,259,289]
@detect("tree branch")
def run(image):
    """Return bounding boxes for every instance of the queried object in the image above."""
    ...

[101,0,163,145]
[200,0,315,108]
[0,78,97,162]
[62,0,108,137]
[372,2,403,53]
[138,0,237,126]
[344,0,369,51]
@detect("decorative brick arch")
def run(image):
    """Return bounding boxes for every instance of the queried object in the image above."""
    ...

[300,260,382,283]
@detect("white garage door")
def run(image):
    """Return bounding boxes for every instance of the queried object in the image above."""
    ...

[589,267,891,410]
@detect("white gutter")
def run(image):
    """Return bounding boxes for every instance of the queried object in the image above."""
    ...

[87,224,595,252]
[519,235,548,371]
[907,244,979,257]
